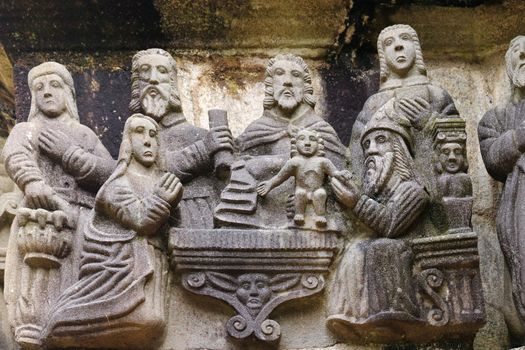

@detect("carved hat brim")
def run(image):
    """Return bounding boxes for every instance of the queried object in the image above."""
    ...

[361,99,413,153]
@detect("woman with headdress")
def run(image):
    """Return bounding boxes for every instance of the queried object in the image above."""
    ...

[42,114,182,349]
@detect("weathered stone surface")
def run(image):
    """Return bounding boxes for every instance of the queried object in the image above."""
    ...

[477,35,525,347]
[170,228,338,343]
[326,24,483,346]
[44,114,181,349]
[154,0,348,57]
[1,2,524,348]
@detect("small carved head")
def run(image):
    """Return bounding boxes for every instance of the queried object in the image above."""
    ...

[27,62,79,122]
[205,272,302,317]
[129,48,182,121]
[291,128,325,158]
[435,141,468,175]
[263,54,315,115]
[236,274,272,313]
[505,36,525,89]
[119,114,162,169]
[377,24,427,85]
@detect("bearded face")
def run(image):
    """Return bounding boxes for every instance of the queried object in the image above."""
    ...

[271,60,305,115]
[132,54,181,121]
[363,152,395,197]
[362,130,396,196]
[509,37,525,88]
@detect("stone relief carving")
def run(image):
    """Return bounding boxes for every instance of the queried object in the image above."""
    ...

[432,118,473,234]
[348,24,459,214]
[43,114,182,349]
[214,53,346,229]
[0,40,486,348]
[0,155,20,284]
[171,54,345,345]
[257,128,343,229]
[326,25,484,344]
[170,228,336,344]
[130,48,232,230]
[478,35,525,341]
[2,62,115,349]
[327,100,426,341]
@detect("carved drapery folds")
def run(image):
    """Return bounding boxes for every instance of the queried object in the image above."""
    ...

[1,30,486,349]
[478,35,525,344]
[326,24,484,345]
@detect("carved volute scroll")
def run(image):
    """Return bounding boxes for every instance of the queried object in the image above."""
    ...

[170,228,338,344]
[327,24,484,344]
[172,53,346,345]
[0,39,488,348]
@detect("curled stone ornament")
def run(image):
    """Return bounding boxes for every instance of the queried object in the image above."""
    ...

[419,268,449,326]
[256,319,281,342]
[226,315,252,339]
[187,272,206,288]
[301,274,321,289]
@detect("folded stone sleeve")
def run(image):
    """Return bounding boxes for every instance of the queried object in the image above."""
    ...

[107,185,172,236]
[165,140,211,183]
[355,181,427,238]
[62,144,115,188]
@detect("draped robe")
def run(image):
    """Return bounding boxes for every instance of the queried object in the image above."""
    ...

[43,169,172,349]
[479,100,525,325]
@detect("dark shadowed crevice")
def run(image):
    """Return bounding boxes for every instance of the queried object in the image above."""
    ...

[0,0,169,58]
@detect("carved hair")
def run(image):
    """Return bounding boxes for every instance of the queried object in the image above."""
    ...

[392,135,416,182]
[263,54,316,110]
[96,113,163,211]
[27,62,79,122]
[290,128,325,157]
[505,36,525,87]
[129,48,181,113]
[377,24,427,86]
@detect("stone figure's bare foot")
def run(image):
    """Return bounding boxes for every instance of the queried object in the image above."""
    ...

[293,214,305,226]
[315,215,327,227]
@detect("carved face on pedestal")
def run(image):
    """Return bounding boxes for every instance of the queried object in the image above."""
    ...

[362,129,396,196]
[271,59,305,115]
[296,129,319,157]
[381,28,416,77]
[129,117,159,168]
[438,142,465,174]
[236,274,272,314]
[507,36,525,88]
[32,74,67,118]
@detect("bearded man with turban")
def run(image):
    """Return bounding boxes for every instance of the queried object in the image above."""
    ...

[327,99,428,341]
[349,24,459,201]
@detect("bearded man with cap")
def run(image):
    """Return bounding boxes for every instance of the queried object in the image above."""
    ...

[349,24,459,199]
[1,62,115,334]
[326,99,428,341]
